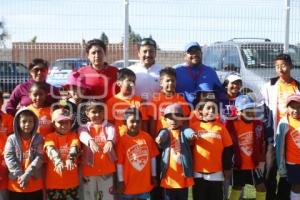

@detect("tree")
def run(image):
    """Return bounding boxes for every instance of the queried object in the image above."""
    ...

[0,19,9,47]
[128,25,142,44]
[30,36,37,43]
[100,32,109,45]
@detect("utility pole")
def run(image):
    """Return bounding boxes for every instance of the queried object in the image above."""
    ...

[284,0,290,53]
[124,0,129,68]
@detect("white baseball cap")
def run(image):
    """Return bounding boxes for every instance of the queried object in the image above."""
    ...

[225,73,242,83]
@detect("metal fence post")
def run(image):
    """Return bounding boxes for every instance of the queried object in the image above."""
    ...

[284,0,290,53]
[124,0,129,68]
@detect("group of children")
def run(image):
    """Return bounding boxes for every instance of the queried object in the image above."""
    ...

[0,61,300,200]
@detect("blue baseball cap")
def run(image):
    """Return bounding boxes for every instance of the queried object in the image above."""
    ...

[184,41,201,52]
[235,95,256,111]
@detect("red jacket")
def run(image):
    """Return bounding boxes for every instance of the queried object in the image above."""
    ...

[225,119,265,169]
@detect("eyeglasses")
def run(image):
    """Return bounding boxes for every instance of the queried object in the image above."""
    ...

[140,38,157,49]
[275,64,288,69]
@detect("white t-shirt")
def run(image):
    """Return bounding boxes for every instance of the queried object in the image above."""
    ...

[127,62,163,101]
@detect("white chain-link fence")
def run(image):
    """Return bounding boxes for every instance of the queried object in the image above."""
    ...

[0,0,300,93]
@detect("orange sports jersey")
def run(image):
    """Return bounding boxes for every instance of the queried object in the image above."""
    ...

[8,137,43,192]
[277,80,298,125]
[149,92,190,134]
[0,112,13,136]
[44,132,80,189]
[231,119,255,170]
[160,130,194,189]
[190,120,232,173]
[116,131,159,195]
[27,105,53,137]
[82,125,116,176]
[286,116,300,164]
[107,94,148,136]
[0,134,8,190]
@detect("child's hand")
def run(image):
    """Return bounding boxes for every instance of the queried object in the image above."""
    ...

[151,176,158,187]
[54,162,64,176]
[223,169,232,180]
[103,141,113,154]
[89,139,100,153]
[191,133,198,140]
[17,173,30,189]
[117,181,125,194]
[65,159,76,171]
[155,136,161,144]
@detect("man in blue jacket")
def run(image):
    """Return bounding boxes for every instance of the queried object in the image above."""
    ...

[174,41,224,106]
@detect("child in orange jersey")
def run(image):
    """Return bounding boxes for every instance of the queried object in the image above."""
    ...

[0,91,13,136]
[155,103,196,200]
[79,100,116,200]
[116,107,159,200]
[4,108,44,200]
[148,67,190,200]
[44,108,80,200]
[190,97,233,200]
[107,68,149,136]
[27,82,53,138]
[227,95,274,200]
[276,94,300,200]
[148,67,190,138]
[0,91,11,200]
[0,132,8,200]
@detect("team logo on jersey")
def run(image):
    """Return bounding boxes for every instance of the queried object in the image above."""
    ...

[127,139,149,171]
[238,131,253,156]
[290,128,300,149]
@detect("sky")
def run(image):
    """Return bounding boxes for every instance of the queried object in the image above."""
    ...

[1,0,300,50]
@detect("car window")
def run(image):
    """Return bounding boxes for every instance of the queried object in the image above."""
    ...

[51,60,88,70]
[289,46,300,67]
[14,63,28,74]
[202,47,223,70]
[241,44,282,68]
[0,62,13,74]
[222,46,241,71]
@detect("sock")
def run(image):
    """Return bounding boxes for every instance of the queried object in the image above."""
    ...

[256,191,266,200]
[291,191,300,200]
[229,189,241,200]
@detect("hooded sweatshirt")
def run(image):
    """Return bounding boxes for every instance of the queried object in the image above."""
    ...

[4,108,44,192]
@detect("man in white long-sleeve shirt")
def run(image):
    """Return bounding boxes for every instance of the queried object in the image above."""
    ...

[127,38,163,102]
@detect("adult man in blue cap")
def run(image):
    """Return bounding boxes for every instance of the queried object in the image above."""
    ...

[173,41,224,106]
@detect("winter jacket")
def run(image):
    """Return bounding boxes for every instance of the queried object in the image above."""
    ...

[79,120,116,166]
[261,77,300,138]
[157,126,194,179]
[4,108,44,180]
[275,116,290,177]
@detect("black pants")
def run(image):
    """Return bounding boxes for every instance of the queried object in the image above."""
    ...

[192,178,223,200]
[10,190,43,200]
[150,153,163,200]
[164,188,188,200]
[265,159,291,200]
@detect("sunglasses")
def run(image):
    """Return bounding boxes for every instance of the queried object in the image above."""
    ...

[140,39,157,49]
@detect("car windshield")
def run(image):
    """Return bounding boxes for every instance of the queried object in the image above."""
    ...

[51,60,88,70]
[241,44,283,68]
[289,45,300,67]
